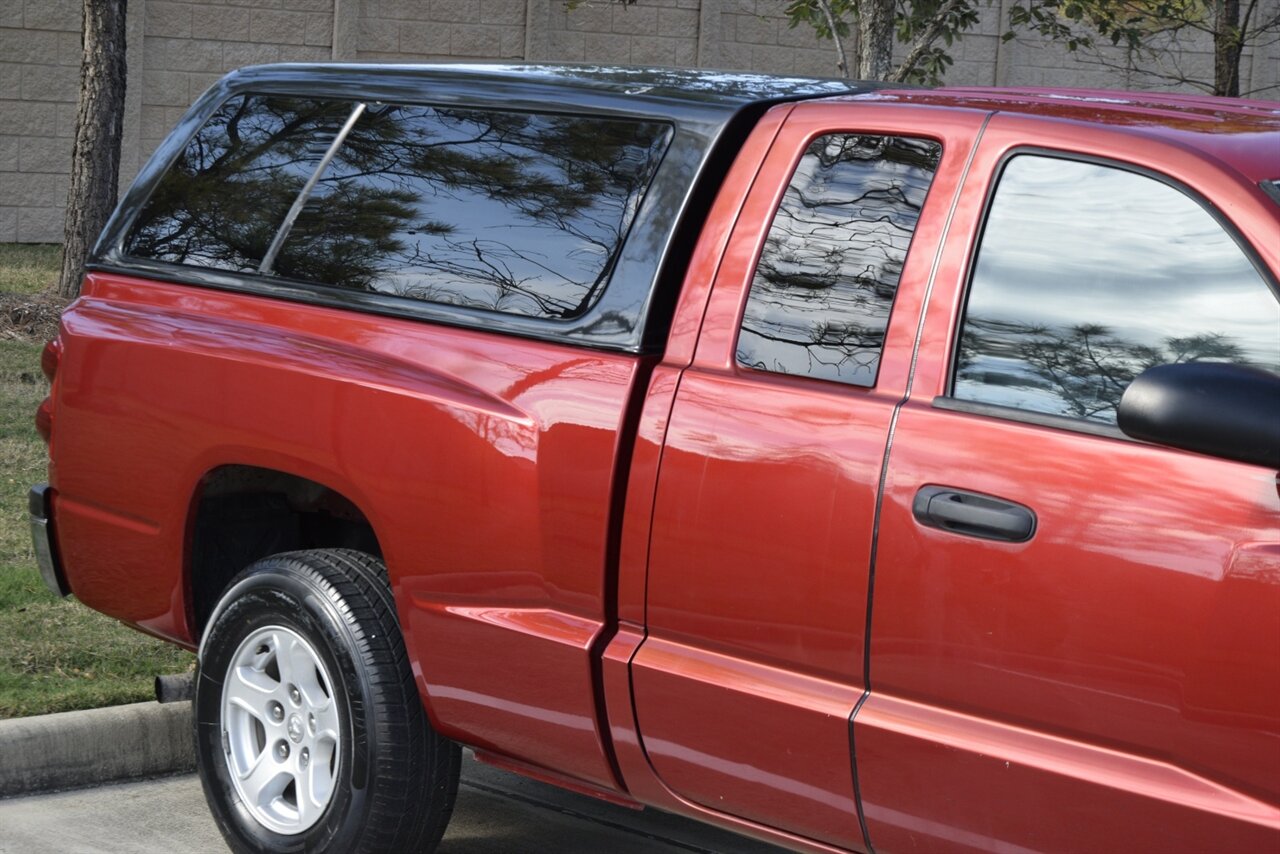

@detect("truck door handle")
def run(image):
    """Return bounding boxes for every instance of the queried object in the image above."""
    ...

[911,486,1036,543]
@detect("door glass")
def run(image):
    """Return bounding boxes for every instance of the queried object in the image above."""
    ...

[737,134,942,387]
[955,155,1280,424]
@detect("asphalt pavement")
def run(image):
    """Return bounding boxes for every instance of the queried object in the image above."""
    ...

[0,751,786,854]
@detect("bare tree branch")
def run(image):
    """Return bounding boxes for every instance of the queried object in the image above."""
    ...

[815,0,853,76]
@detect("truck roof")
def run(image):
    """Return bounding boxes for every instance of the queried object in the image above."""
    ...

[99,63,882,355]
[222,62,881,123]
[100,63,1276,357]
[222,66,1272,180]
[835,87,1280,183]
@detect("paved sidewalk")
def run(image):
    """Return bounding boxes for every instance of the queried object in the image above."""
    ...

[0,752,786,854]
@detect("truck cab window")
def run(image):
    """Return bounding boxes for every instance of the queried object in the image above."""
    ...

[954,155,1280,425]
[736,133,941,387]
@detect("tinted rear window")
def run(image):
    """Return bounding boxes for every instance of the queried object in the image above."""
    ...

[125,96,352,274]
[124,95,671,320]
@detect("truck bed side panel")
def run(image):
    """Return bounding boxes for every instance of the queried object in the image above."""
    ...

[53,273,639,789]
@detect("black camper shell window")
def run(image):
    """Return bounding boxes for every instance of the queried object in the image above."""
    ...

[124,94,671,321]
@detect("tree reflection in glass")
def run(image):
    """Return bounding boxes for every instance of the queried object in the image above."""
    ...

[276,104,670,319]
[955,156,1280,425]
[737,134,941,387]
[126,96,670,321]
[126,96,355,272]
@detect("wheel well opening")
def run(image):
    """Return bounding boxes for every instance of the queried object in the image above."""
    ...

[189,466,382,638]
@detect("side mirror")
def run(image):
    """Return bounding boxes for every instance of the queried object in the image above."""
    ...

[1118,362,1280,469]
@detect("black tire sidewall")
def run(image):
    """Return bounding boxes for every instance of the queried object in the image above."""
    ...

[195,560,379,854]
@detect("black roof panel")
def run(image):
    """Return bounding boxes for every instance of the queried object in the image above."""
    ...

[221,62,878,119]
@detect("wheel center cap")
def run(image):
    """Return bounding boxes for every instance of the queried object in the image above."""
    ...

[287,713,304,743]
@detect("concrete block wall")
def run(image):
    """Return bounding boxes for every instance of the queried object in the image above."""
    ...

[357,0,526,63]
[2,0,1277,243]
[140,0,335,161]
[1,0,83,242]
[534,0,701,68]
[705,0,841,76]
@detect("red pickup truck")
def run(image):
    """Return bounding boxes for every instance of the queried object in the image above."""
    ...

[28,64,1280,853]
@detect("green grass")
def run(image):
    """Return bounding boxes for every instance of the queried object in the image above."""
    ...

[0,244,62,295]
[0,245,193,718]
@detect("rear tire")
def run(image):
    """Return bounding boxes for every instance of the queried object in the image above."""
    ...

[194,549,459,853]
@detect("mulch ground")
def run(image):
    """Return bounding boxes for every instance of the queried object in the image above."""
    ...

[0,293,69,343]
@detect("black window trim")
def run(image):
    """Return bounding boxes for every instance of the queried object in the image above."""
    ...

[1261,179,1280,206]
[932,396,1128,440]
[733,127,947,391]
[936,146,1280,440]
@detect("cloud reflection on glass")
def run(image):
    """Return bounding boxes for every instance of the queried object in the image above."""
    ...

[956,155,1280,424]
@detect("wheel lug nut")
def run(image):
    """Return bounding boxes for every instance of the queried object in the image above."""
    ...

[288,684,302,705]
[307,713,316,735]
[274,740,289,762]
[300,747,310,768]
[268,701,284,722]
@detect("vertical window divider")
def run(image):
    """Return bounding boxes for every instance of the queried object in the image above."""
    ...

[258,102,368,274]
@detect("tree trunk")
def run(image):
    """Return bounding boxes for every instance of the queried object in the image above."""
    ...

[857,0,896,80]
[1213,0,1242,97]
[58,0,128,299]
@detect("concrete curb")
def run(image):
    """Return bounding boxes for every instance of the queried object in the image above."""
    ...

[0,701,195,797]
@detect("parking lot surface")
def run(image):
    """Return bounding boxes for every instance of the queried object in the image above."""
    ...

[0,752,786,853]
